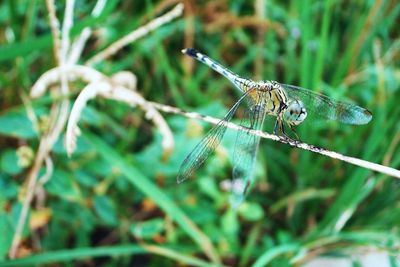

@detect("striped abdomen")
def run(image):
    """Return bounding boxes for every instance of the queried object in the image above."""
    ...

[182,48,250,91]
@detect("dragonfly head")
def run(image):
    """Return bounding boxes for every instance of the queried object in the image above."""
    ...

[283,99,307,126]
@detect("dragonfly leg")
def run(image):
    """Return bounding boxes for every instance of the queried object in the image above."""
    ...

[274,114,289,138]
[273,117,281,135]
[288,124,301,141]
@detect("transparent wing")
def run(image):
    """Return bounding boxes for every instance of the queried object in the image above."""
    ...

[177,90,252,183]
[280,83,372,125]
[230,100,266,207]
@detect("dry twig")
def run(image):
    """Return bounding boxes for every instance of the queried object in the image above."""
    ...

[86,3,184,65]
[148,102,400,179]
[9,0,76,258]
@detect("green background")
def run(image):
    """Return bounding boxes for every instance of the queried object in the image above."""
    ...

[0,0,399,266]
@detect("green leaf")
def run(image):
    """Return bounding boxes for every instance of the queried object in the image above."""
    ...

[45,170,81,200]
[1,150,23,175]
[0,214,13,260]
[130,218,165,239]
[0,111,35,139]
[0,245,215,267]
[93,196,118,226]
[0,174,18,199]
[0,245,146,266]
[0,35,52,62]
[221,209,239,235]
[238,202,264,222]
[197,176,221,203]
[73,171,98,188]
[252,243,299,267]
[52,134,92,155]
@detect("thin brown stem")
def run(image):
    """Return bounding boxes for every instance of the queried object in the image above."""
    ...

[45,0,61,64]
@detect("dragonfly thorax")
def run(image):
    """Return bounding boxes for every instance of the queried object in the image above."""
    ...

[283,99,307,126]
[257,80,280,91]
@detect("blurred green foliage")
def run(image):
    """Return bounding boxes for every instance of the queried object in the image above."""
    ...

[0,0,399,266]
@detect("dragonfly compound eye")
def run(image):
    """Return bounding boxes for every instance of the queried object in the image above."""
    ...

[283,99,307,125]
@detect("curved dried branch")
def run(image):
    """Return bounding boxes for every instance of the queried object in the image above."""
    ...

[65,77,174,157]
[101,86,174,157]
[65,81,111,155]
[68,0,107,65]
[9,0,76,259]
[31,65,106,98]
[45,0,61,64]
[12,0,183,260]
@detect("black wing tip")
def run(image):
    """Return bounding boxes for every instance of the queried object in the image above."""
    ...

[363,109,373,123]
[364,109,372,117]
[181,48,198,57]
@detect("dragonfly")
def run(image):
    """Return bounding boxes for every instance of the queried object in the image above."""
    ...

[178,48,372,206]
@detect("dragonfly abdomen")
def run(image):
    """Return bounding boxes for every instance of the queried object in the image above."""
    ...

[182,48,248,90]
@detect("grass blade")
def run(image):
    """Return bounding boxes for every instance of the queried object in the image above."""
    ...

[83,131,221,264]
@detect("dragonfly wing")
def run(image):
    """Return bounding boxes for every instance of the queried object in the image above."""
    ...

[177,90,252,183]
[280,83,372,125]
[231,103,266,207]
